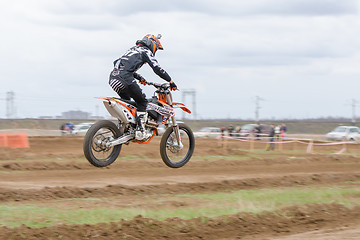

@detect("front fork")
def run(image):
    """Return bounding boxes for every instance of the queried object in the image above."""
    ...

[166,92,183,149]
[171,116,183,149]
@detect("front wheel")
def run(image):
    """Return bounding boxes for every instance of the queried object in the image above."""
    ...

[83,120,122,167]
[160,123,195,168]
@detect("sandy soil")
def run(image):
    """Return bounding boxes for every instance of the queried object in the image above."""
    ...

[0,136,360,239]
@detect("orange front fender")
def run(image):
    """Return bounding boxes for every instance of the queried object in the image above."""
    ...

[172,102,191,114]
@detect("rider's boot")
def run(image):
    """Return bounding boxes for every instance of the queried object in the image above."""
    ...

[135,112,148,140]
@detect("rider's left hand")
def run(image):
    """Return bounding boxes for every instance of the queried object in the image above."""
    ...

[139,78,147,86]
[170,81,177,91]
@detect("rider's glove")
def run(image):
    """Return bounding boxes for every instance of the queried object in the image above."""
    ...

[139,78,147,86]
[170,81,177,91]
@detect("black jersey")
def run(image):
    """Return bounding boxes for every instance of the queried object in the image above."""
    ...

[113,45,171,82]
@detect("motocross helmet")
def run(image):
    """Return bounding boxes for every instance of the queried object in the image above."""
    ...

[136,34,163,54]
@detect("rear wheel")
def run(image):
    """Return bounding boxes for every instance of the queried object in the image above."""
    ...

[83,120,122,167]
[160,123,195,168]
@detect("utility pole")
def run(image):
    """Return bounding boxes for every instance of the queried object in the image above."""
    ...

[6,91,16,119]
[182,89,196,120]
[255,96,264,123]
[351,98,358,125]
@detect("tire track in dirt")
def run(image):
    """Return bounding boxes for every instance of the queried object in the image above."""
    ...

[1,154,359,171]
[1,172,359,202]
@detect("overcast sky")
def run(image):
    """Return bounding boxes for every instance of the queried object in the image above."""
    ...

[1,0,360,120]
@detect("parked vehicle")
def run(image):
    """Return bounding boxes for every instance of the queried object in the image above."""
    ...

[71,123,94,136]
[239,124,271,138]
[60,122,74,135]
[194,127,221,138]
[326,126,360,141]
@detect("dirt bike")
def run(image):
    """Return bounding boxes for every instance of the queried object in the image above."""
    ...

[83,81,195,168]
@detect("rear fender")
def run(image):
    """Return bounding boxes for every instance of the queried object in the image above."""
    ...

[96,97,137,123]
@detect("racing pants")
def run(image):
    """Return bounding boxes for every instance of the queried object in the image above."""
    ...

[109,70,148,112]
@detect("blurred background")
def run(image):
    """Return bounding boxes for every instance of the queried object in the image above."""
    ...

[0,0,360,121]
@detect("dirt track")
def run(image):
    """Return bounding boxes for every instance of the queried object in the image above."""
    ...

[0,136,360,239]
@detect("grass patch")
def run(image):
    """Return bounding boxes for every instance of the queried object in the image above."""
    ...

[0,206,141,228]
[177,186,360,210]
[117,155,146,160]
[343,181,360,185]
[191,155,251,161]
[0,158,86,162]
[1,186,359,228]
[191,151,307,162]
[60,198,101,202]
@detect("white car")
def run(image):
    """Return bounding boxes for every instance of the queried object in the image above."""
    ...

[326,126,360,141]
[71,122,94,136]
[194,127,221,138]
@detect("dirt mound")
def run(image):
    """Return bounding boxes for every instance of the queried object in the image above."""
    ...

[0,203,359,240]
[1,137,360,239]
[0,161,93,171]
[1,154,358,172]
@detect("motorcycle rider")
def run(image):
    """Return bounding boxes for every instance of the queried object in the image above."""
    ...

[109,34,177,140]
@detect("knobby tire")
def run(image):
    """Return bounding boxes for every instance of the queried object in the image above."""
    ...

[160,123,195,168]
[83,120,122,167]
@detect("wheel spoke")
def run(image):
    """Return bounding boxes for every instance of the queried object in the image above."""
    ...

[91,127,116,161]
[83,120,122,167]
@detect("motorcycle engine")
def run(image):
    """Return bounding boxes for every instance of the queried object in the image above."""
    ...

[136,128,154,143]
[135,116,157,143]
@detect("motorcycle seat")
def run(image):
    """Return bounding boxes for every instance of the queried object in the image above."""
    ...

[113,97,138,108]
[114,97,158,109]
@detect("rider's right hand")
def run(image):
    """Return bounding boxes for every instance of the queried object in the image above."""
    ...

[169,81,177,91]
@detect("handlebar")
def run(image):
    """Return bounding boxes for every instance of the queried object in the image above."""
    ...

[138,80,178,91]
[146,81,168,89]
